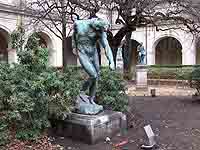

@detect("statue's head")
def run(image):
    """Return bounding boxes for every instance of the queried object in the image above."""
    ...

[90,18,110,31]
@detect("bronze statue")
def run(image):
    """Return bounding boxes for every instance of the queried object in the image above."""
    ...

[72,18,115,114]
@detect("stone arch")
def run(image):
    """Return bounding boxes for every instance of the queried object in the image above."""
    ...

[0,25,11,35]
[37,32,55,65]
[37,31,53,49]
[153,36,182,65]
[153,34,183,52]
[0,27,10,63]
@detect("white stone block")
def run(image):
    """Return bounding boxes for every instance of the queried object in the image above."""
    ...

[136,65,148,90]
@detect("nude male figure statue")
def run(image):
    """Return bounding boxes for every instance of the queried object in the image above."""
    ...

[72,18,115,110]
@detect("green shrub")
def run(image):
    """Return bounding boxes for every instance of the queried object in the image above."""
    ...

[47,66,82,119]
[0,64,82,143]
[151,65,200,95]
[0,113,10,145]
[0,32,80,144]
[148,65,194,79]
[0,32,51,142]
[0,27,128,145]
[97,67,128,112]
[10,26,25,51]
[0,64,49,141]
[188,67,200,95]
[0,65,127,145]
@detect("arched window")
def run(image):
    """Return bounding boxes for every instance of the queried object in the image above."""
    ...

[155,37,182,65]
[0,28,9,63]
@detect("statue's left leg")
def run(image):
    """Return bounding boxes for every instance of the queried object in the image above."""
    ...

[141,54,146,65]
[78,51,98,97]
[89,51,100,104]
[141,54,144,64]
[138,53,142,64]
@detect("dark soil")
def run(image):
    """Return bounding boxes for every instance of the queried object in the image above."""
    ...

[49,96,200,150]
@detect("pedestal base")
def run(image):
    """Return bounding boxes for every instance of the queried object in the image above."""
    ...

[53,110,127,144]
[136,65,148,90]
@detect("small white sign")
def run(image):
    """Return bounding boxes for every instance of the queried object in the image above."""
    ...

[144,125,155,138]
[144,125,156,146]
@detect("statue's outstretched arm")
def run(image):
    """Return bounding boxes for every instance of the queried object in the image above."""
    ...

[99,32,115,70]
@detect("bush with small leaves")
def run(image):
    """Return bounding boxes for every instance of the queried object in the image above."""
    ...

[0,31,79,144]
[188,67,200,95]
[97,67,128,112]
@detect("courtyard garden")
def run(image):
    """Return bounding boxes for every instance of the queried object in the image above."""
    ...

[0,30,128,150]
[1,1,200,148]
[1,31,200,150]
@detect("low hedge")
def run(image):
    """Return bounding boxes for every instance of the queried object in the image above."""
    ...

[147,65,194,79]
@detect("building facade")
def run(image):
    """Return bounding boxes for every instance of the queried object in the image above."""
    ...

[0,0,199,68]
[132,26,198,66]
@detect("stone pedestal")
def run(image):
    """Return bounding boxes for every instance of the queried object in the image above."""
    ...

[116,48,123,70]
[136,65,148,90]
[60,110,127,144]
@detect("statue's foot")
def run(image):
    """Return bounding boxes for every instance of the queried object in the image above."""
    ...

[76,95,104,115]
[79,91,90,103]
[89,96,97,105]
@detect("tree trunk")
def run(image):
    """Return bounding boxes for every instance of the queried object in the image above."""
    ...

[61,1,67,68]
[108,25,136,66]
[122,32,132,79]
[128,40,140,79]
[62,36,67,67]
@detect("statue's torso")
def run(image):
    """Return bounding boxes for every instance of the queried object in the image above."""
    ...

[75,20,100,55]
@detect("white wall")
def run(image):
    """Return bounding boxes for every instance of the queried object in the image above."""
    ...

[0,11,64,67]
[0,0,17,5]
[132,26,197,65]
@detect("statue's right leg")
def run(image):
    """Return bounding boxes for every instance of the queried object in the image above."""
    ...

[78,51,98,95]
[88,51,100,104]
[141,54,145,64]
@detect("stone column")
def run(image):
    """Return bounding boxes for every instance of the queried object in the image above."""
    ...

[7,48,17,64]
[182,40,196,65]
[100,48,109,67]
[147,50,155,65]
